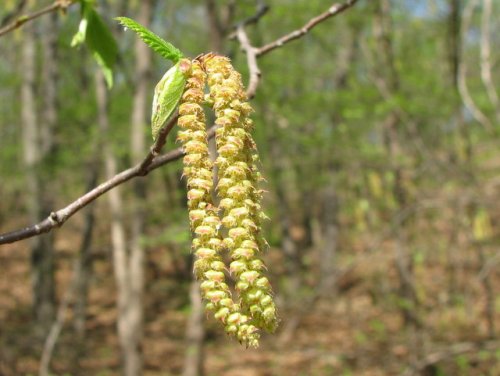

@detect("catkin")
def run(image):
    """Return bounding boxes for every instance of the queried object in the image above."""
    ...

[204,55,279,333]
[178,59,260,347]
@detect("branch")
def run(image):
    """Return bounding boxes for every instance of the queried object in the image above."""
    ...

[0,0,360,245]
[0,0,75,38]
[231,0,269,33]
[0,0,27,27]
[233,0,359,96]
[256,0,358,56]
[0,114,178,245]
[236,26,261,99]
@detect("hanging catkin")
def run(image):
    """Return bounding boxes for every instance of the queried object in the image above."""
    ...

[177,59,260,347]
[204,55,278,334]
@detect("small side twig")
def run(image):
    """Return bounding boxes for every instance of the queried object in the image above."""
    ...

[0,0,76,38]
[0,114,179,245]
[256,0,358,56]
[236,26,261,99]
[0,0,28,27]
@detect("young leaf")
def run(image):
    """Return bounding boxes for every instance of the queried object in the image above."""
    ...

[115,16,183,63]
[85,9,118,88]
[70,12,88,47]
[71,2,117,88]
[151,61,187,140]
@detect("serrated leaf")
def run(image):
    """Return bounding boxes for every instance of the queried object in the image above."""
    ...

[151,62,186,140]
[71,2,117,88]
[115,16,183,63]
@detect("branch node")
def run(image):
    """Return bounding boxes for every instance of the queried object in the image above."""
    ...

[49,212,61,226]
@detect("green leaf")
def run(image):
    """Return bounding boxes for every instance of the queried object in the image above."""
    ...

[71,2,117,88]
[115,17,183,63]
[86,10,117,88]
[151,62,186,140]
[70,13,88,47]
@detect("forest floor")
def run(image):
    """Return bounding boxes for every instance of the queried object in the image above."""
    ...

[0,231,498,376]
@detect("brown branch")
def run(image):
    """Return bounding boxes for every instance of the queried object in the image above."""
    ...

[0,114,179,245]
[236,26,261,99]
[256,0,358,56]
[0,0,75,38]
[0,0,360,245]
[228,0,269,37]
[1,0,28,27]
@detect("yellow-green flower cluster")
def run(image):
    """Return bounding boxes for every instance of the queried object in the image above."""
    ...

[204,55,278,333]
[177,59,259,347]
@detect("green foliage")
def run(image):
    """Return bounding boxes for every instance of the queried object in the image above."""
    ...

[71,1,117,88]
[115,17,183,63]
[151,62,186,140]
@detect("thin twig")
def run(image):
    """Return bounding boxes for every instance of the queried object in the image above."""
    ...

[227,1,269,39]
[0,0,360,245]
[236,26,261,99]
[256,0,358,56]
[0,115,179,245]
[0,0,75,38]
[0,0,28,28]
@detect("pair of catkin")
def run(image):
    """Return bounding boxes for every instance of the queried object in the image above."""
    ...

[177,55,277,347]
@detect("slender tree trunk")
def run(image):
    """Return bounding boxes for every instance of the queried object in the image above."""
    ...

[22,16,56,336]
[183,280,205,376]
[95,71,131,375]
[477,244,495,339]
[374,0,419,328]
[205,0,224,53]
[123,1,154,374]
[73,167,98,339]
[318,176,339,297]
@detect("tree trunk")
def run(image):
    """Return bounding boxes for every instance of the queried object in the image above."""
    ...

[374,0,419,329]
[182,280,205,376]
[123,0,154,374]
[73,167,99,339]
[95,70,132,375]
[318,176,339,297]
[22,15,56,336]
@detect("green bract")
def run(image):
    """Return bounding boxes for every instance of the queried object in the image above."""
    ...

[151,62,187,140]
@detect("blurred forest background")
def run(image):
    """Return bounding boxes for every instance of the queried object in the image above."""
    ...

[0,0,499,375]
